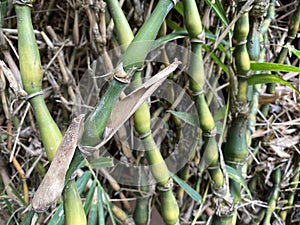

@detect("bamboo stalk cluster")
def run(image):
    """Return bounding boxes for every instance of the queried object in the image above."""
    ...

[1,0,299,224]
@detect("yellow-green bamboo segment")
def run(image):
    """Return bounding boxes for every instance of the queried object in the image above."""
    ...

[106,1,179,224]
[262,168,281,225]
[183,1,232,223]
[222,1,251,223]
[63,178,87,225]
[106,0,133,51]
[183,0,224,190]
[247,0,273,146]
[133,72,179,225]
[15,4,85,223]
[15,3,62,161]
[80,0,175,149]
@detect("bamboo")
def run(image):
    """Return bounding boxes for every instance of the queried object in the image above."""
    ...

[63,178,87,225]
[15,3,86,224]
[15,4,62,161]
[261,1,300,116]
[80,0,175,149]
[183,0,225,190]
[262,168,281,225]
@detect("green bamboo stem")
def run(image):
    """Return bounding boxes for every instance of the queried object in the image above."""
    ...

[183,0,225,187]
[279,155,300,221]
[183,0,225,191]
[15,4,62,161]
[221,1,251,223]
[247,0,272,147]
[262,168,281,225]
[80,0,175,149]
[106,0,134,51]
[63,178,87,225]
[106,2,177,223]
[261,1,300,116]
[15,5,86,223]
[131,70,179,224]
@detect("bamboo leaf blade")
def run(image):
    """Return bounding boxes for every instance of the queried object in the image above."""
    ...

[88,157,114,169]
[168,111,199,127]
[248,74,300,95]
[171,174,202,203]
[251,62,300,73]
[204,0,229,26]
[225,165,252,198]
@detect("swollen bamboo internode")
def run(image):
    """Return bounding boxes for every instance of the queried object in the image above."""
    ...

[15,3,62,161]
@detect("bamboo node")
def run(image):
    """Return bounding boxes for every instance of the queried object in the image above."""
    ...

[191,89,204,97]
[190,30,205,44]
[23,90,43,101]
[113,75,130,84]
[139,130,152,140]
[203,127,217,137]
[234,39,248,46]
[13,0,34,7]
[236,71,251,78]
[157,178,173,192]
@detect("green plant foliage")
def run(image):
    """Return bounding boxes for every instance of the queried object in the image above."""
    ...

[248,74,300,94]
[171,174,202,203]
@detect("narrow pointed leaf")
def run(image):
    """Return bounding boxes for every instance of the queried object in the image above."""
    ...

[97,187,105,225]
[174,2,183,15]
[166,19,184,31]
[226,165,252,198]
[76,171,92,194]
[84,181,97,213]
[47,204,64,225]
[9,183,27,207]
[251,62,300,73]
[248,74,300,95]
[287,45,300,60]
[88,157,114,169]
[168,111,199,127]
[171,174,202,203]
[19,210,36,225]
[204,0,229,26]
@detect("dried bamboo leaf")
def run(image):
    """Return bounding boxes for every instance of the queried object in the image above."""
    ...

[32,114,85,212]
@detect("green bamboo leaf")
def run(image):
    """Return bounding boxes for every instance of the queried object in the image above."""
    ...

[168,111,199,127]
[174,2,183,16]
[88,157,114,169]
[154,30,188,48]
[9,183,27,207]
[248,74,300,95]
[84,180,97,213]
[171,174,202,203]
[166,18,184,31]
[48,204,64,225]
[87,200,98,225]
[97,187,105,225]
[103,191,117,225]
[286,44,300,60]
[19,210,37,225]
[77,171,92,194]
[251,62,300,73]
[203,45,228,75]
[225,165,252,198]
[49,174,92,225]
[204,0,229,26]
[66,149,85,181]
